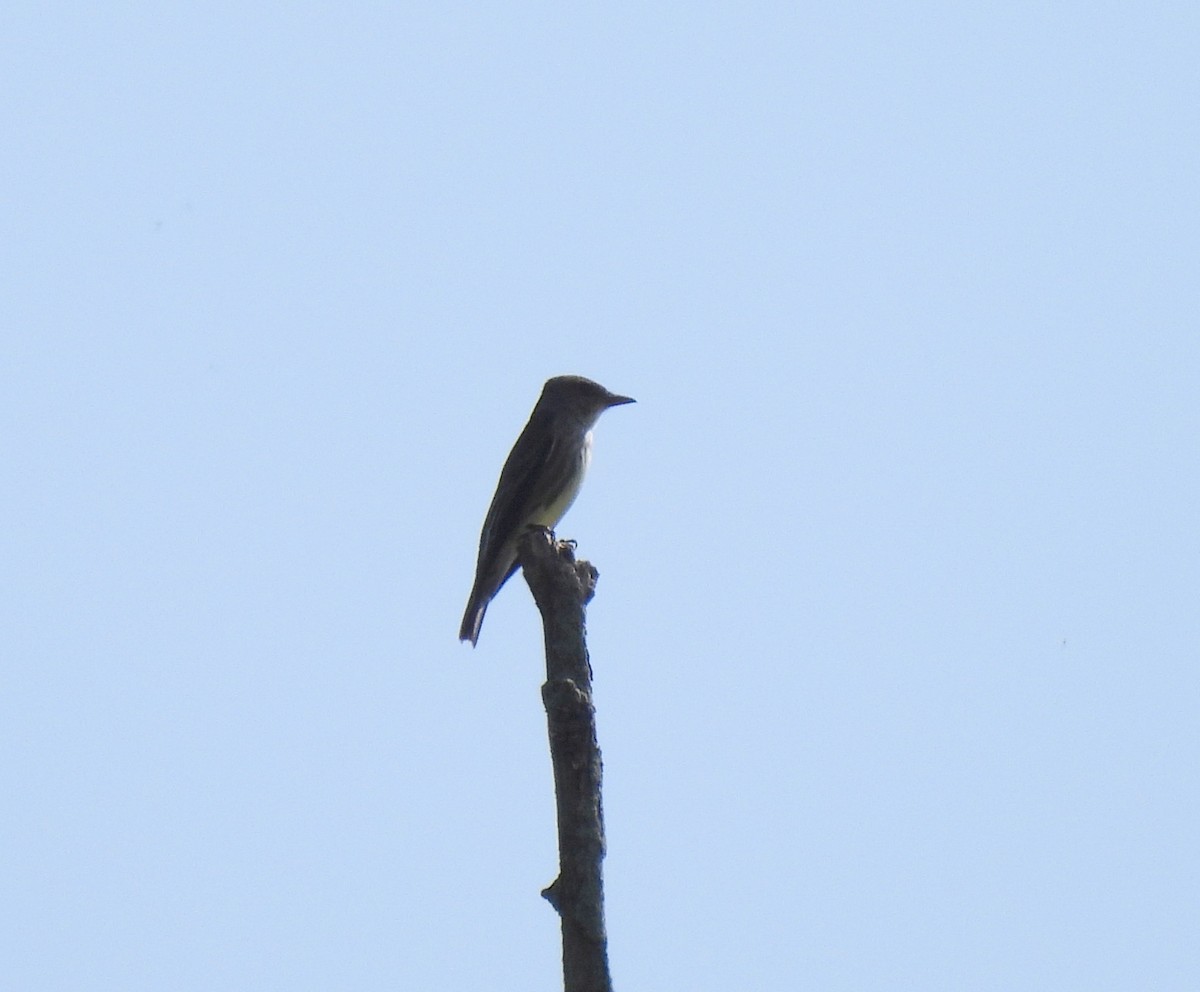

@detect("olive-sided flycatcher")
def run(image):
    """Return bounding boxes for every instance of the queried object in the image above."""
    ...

[459,375,635,646]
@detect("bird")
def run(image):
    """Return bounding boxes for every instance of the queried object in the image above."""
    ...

[459,375,635,646]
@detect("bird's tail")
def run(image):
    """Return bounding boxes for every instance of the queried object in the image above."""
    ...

[459,595,487,646]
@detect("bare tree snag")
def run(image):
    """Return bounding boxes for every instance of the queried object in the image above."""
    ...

[517,527,612,992]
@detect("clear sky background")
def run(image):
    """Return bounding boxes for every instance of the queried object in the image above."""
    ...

[3,4,1197,990]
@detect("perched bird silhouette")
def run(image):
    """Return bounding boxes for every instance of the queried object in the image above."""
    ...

[459,375,635,646]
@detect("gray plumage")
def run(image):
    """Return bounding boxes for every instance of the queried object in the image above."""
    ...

[460,375,634,646]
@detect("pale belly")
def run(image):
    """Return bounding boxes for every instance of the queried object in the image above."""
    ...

[529,430,593,529]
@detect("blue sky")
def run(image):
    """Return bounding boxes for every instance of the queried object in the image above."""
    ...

[3,4,1197,989]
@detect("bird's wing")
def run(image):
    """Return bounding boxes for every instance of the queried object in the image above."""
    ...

[475,411,558,568]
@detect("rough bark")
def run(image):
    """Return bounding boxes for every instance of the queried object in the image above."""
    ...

[517,528,611,992]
